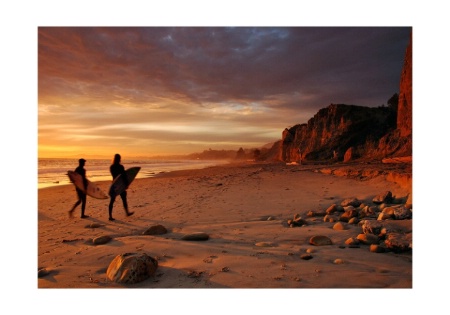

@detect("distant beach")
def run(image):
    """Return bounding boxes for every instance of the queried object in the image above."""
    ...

[38,158,230,189]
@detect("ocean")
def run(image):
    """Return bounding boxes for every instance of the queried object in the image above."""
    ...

[38,158,230,189]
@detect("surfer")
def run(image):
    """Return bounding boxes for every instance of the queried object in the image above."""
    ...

[69,158,89,218]
[108,153,134,221]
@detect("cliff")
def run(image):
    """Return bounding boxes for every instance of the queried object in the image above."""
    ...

[270,32,412,163]
[397,32,413,138]
[278,104,397,162]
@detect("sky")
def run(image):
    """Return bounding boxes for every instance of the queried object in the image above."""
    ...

[38,26,411,158]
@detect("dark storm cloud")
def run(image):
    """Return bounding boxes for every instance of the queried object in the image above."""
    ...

[39,27,410,109]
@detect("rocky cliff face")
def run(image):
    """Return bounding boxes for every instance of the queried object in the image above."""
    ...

[397,32,412,138]
[373,31,412,158]
[278,104,396,162]
[270,32,412,163]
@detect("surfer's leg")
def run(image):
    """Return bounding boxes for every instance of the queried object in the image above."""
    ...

[69,190,82,218]
[80,194,88,218]
[68,199,80,218]
[120,191,128,209]
[121,191,134,216]
[108,196,116,221]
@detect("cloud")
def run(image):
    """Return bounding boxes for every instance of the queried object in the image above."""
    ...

[38,27,411,156]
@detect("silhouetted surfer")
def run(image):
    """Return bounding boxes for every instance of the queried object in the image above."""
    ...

[108,153,134,221]
[69,158,89,218]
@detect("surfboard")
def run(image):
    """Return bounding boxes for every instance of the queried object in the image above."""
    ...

[67,171,108,199]
[109,167,141,197]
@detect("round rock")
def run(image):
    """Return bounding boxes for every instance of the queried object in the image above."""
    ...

[309,235,332,246]
[93,235,112,245]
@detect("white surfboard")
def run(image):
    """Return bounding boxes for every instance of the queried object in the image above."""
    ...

[67,171,108,199]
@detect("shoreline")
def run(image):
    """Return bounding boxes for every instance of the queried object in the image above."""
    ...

[38,159,412,192]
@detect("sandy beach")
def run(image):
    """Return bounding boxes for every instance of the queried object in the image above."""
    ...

[37,160,413,291]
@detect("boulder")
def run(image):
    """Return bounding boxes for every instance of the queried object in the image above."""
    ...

[106,252,158,284]
[384,233,412,252]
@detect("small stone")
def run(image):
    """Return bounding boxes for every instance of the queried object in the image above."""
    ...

[373,191,393,204]
[93,235,112,245]
[309,235,332,246]
[356,233,379,245]
[334,259,344,264]
[85,223,102,228]
[307,210,326,217]
[345,237,359,245]
[325,204,338,214]
[333,222,347,230]
[143,224,168,235]
[377,212,392,221]
[341,198,361,207]
[370,244,386,253]
[300,254,313,260]
[339,207,359,222]
[181,232,209,241]
[348,217,359,224]
[361,220,383,235]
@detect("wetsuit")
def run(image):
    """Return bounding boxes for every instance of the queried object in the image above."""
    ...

[108,163,130,220]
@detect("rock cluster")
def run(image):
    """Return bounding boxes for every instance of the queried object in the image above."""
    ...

[289,190,412,253]
[287,214,307,227]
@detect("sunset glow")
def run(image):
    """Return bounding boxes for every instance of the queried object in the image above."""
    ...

[38,27,411,158]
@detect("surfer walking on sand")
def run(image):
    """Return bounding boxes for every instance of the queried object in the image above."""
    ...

[69,158,89,219]
[108,153,134,221]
